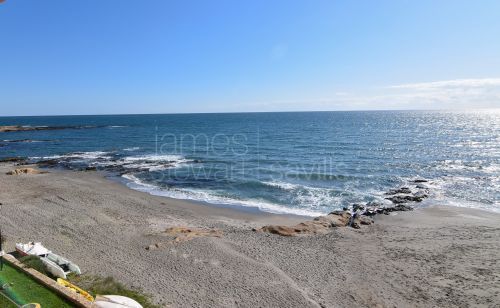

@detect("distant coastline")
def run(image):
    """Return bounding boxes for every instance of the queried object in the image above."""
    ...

[0,125,101,133]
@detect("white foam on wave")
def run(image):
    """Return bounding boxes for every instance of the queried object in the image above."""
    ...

[121,154,193,170]
[123,147,140,151]
[122,174,324,217]
[123,154,187,162]
[263,181,302,190]
[34,151,193,171]
[35,151,110,160]
[263,180,386,210]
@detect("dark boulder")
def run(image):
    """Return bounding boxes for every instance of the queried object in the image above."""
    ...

[36,159,59,167]
[0,157,27,163]
[385,195,424,204]
[412,179,428,183]
[352,203,365,212]
[385,187,412,195]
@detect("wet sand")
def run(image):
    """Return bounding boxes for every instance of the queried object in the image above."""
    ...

[0,163,499,307]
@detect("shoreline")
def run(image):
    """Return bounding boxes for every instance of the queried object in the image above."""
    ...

[1,162,499,307]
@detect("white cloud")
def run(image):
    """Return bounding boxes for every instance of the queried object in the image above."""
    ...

[228,78,500,112]
[388,78,500,90]
[379,78,500,109]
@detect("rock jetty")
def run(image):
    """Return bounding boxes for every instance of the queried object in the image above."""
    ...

[257,179,430,236]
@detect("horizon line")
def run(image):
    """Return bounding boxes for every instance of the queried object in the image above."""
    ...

[0,107,497,118]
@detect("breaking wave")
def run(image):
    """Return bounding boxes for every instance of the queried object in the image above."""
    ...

[122,174,323,217]
[32,151,193,172]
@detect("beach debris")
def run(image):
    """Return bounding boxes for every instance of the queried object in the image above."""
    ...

[6,168,47,175]
[146,226,223,250]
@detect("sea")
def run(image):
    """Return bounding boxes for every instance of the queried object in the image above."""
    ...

[1,110,499,216]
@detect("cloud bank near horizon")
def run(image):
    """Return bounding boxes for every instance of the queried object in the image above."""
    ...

[243,78,500,112]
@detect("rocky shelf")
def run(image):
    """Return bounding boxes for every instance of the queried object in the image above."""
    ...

[256,179,431,236]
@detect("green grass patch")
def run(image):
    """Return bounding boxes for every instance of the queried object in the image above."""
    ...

[0,261,73,307]
[19,255,55,279]
[0,292,18,308]
[69,274,159,308]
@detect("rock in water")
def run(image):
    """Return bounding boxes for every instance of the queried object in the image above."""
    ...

[352,203,365,212]
[6,168,47,175]
[385,195,423,204]
[0,157,27,163]
[386,187,412,195]
[412,179,428,183]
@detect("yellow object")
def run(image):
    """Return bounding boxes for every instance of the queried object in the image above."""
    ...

[21,304,41,308]
[56,278,94,302]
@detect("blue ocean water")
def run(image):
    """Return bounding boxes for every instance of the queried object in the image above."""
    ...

[1,110,499,216]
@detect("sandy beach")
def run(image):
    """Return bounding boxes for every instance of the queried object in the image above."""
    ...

[1,162,499,307]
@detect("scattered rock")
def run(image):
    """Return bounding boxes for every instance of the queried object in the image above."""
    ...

[366,201,383,207]
[412,179,428,183]
[0,157,27,163]
[352,203,365,212]
[351,219,361,229]
[390,204,413,212]
[0,125,100,133]
[359,216,374,225]
[351,214,373,229]
[6,168,47,175]
[414,191,428,198]
[386,187,412,195]
[146,243,164,251]
[36,159,59,167]
[1,139,48,143]
[385,195,423,204]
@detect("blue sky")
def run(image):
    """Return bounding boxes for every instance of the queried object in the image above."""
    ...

[1,0,500,115]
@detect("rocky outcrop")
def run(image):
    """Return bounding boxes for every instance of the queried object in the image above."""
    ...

[352,215,374,229]
[256,211,352,236]
[36,159,60,168]
[0,125,100,133]
[385,195,423,204]
[412,179,428,183]
[0,157,27,164]
[6,168,47,175]
[257,180,431,236]
[385,187,412,195]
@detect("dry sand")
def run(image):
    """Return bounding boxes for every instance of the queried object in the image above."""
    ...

[0,163,499,307]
